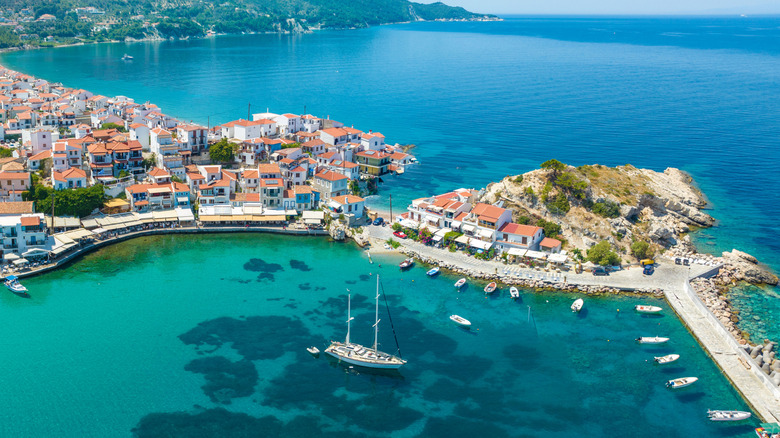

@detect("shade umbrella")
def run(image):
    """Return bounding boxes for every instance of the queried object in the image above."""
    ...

[13,258,28,266]
[4,253,19,261]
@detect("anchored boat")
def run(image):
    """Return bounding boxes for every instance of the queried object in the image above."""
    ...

[666,377,698,389]
[454,278,466,289]
[306,346,320,356]
[484,282,497,294]
[571,298,584,313]
[325,276,406,370]
[636,336,669,344]
[707,409,751,422]
[449,314,471,328]
[399,258,414,270]
[635,305,662,314]
[426,267,440,276]
[510,287,520,299]
[654,354,680,364]
[5,275,27,294]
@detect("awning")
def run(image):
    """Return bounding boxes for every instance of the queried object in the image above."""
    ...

[23,248,50,257]
[199,216,220,222]
[524,250,548,260]
[177,197,189,204]
[51,243,77,256]
[63,229,93,240]
[243,206,264,215]
[399,219,418,230]
[508,248,526,257]
[4,253,19,261]
[138,212,156,223]
[13,258,28,266]
[302,211,325,220]
[432,228,450,242]
[176,208,195,222]
[478,229,494,239]
[92,227,108,234]
[548,253,568,263]
[153,210,178,220]
[258,215,285,222]
[304,218,322,224]
[469,239,493,250]
[454,235,471,245]
[104,223,125,231]
[461,224,476,233]
[81,219,99,229]
[54,234,75,245]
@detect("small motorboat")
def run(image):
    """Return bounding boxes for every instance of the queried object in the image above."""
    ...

[5,275,27,294]
[449,314,471,328]
[571,298,584,312]
[121,53,133,61]
[454,278,466,289]
[484,282,497,294]
[306,346,320,356]
[666,377,698,389]
[427,267,440,276]
[510,287,520,299]
[399,258,414,270]
[635,305,662,314]
[707,409,751,422]
[755,424,780,438]
[636,336,669,344]
[654,354,680,364]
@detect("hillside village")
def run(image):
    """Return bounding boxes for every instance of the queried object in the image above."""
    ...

[0,66,415,262]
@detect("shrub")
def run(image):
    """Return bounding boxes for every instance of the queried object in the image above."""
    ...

[537,219,561,237]
[592,200,620,218]
[524,186,535,199]
[546,193,570,215]
[630,240,654,260]
[392,222,402,232]
[517,215,531,225]
[386,238,400,249]
[587,241,621,266]
[513,175,523,184]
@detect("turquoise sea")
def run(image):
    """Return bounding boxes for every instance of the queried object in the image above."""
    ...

[0,234,758,436]
[0,16,778,435]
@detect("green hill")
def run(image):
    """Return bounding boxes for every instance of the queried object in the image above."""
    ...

[0,0,497,48]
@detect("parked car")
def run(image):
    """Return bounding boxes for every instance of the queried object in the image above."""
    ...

[592,267,609,276]
[373,217,385,226]
[393,231,407,239]
[643,265,655,275]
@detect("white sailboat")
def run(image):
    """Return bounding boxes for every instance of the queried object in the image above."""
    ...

[325,276,407,370]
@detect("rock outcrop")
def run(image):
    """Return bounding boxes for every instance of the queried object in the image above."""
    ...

[481,164,714,256]
[718,250,778,285]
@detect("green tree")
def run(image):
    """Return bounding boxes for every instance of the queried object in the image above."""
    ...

[592,200,621,218]
[0,148,12,158]
[546,193,570,215]
[541,159,566,175]
[171,175,184,183]
[209,138,235,163]
[537,219,561,238]
[630,240,654,260]
[101,122,127,132]
[34,185,106,217]
[348,179,360,196]
[587,241,621,266]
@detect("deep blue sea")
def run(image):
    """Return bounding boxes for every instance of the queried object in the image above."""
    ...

[0,17,779,435]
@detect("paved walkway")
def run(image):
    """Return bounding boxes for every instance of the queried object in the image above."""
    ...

[369,225,780,421]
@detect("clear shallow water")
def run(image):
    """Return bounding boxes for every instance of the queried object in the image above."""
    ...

[3,17,778,340]
[0,234,758,436]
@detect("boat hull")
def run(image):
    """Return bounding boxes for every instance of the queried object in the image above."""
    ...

[707,410,751,422]
[449,315,471,327]
[325,349,405,369]
[455,279,466,288]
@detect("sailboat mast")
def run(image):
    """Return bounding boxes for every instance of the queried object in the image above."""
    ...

[346,293,352,345]
[373,275,380,352]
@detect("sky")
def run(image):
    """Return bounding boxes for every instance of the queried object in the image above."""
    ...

[422,0,780,15]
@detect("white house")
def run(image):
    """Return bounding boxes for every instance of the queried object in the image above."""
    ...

[329,195,365,219]
[52,167,88,190]
[494,223,544,253]
[312,170,348,203]
[129,123,150,150]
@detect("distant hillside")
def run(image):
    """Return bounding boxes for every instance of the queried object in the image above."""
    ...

[0,0,497,49]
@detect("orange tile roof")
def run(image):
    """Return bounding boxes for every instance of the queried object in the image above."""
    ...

[499,223,541,237]
[332,195,365,205]
[20,216,40,226]
[540,237,562,248]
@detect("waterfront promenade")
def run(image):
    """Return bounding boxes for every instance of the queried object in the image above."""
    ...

[367,225,780,422]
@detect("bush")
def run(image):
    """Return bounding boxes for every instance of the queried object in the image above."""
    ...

[537,219,561,237]
[592,200,620,218]
[517,216,531,225]
[386,238,400,249]
[524,186,535,199]
[546,193,570,215]
[513,175,523,184]
[630,240,654,260]
[587,241,621,266]
[442,231,462,246]
[392,222,403,232]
